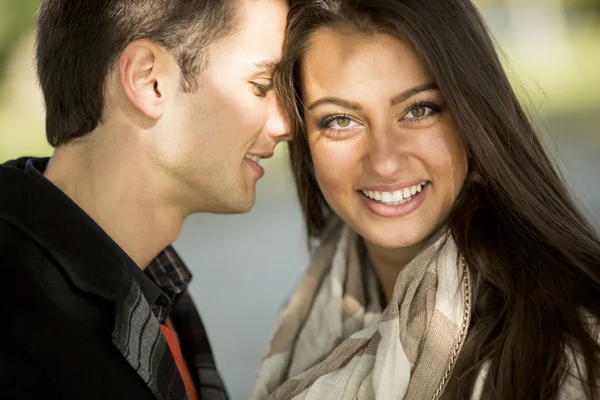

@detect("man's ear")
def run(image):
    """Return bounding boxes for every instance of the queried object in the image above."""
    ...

[118,40,177,120]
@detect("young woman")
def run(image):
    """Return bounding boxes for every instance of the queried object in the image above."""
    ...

[252,0,600,399]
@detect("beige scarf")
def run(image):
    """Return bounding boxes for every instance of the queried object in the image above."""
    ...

[251,224,471,400]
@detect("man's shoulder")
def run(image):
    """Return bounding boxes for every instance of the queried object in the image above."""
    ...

[0,217,116,347]
[0,218,53,271]
[0,218,50,269]
[0,219,79,322]
[0,218,157,399]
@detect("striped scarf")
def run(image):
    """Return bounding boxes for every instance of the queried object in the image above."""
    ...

[251,224,471,400]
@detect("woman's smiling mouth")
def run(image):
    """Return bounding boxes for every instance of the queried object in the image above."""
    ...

[358,181,430,217]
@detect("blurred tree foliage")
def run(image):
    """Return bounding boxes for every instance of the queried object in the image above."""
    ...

[567,0,600,23]
[0,0,39,81]
[0,0,598,84]
[479,0,600,18]
[482,0,599,6]
[558,0,600,12]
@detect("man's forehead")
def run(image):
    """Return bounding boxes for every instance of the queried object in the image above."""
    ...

[212,0,286,71]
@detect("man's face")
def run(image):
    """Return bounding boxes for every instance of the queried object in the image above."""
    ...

[153,0,290,214]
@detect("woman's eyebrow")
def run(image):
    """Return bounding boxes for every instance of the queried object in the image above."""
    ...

[390,82,438,106]
[306,97,362,111]
[306,82,439,112]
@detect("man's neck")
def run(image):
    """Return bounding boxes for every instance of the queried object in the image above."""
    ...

[44,137,187,269]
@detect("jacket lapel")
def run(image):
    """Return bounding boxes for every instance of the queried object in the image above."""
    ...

[112,268,187,400]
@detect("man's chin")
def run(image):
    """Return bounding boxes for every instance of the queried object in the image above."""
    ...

[223,202,254,215]
[210,195,256,215]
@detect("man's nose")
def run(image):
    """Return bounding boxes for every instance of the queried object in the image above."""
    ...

[267,96,292,142]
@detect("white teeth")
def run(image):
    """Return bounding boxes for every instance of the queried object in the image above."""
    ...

[245,154,261,164]
[361,182,428,206]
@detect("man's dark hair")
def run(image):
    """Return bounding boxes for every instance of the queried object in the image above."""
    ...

[35,0,237,147]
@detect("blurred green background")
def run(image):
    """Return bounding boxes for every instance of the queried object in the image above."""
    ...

[0,1,598,398]
[0,0,599,159]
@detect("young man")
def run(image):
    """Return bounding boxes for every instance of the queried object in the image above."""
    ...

[0,0,290,399]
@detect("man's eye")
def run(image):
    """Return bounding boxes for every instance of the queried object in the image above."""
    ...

[252,82,272,97]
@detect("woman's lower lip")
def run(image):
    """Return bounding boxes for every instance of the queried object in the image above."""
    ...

[358,184,429,217]
[244,157,264,178]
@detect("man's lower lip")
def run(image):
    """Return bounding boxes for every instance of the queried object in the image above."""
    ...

[244,157,264,178]
[358,184,428,217]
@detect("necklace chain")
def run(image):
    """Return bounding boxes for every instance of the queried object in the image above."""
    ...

[431,257,472,400]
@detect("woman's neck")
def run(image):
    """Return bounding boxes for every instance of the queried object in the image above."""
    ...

[363,240,426,304]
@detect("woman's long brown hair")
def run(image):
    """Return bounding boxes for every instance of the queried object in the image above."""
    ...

[275,0,600,398]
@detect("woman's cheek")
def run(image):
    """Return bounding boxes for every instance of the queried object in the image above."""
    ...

[311,139,360,198]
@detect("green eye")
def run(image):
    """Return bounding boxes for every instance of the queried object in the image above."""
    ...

[318,114,359,132]
[404,102,444,121]
[335,117,351,127]
[410,106,427,118]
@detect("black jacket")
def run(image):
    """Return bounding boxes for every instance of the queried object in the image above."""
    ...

[0,158,225,400]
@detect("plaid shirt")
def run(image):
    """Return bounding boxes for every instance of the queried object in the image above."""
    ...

[145,246,192,323]
[145,246,229,399]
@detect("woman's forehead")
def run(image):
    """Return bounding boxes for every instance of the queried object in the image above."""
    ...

[300,30,433,101]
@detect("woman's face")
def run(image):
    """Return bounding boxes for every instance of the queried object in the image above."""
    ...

[301,29,468,252]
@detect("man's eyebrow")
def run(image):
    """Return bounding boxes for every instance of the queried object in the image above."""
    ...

[251,59,280,73]
[390,82,438,106]
[306,82,439,112]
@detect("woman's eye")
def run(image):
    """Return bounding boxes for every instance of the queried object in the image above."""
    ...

[332,117,352,128]
[405,105,432,119]
[320,116,357,129]
[316,115,361,137]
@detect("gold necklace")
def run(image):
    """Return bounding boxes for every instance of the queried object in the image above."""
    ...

[431,257,472,400]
